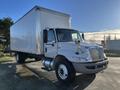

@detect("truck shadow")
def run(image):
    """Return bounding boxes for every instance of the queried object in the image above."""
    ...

[24,61,96,90]
[54,74,96,90]
[21,61,96,90]
[0,62,96,90]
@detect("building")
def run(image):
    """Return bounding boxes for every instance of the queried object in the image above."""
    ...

[84,29,120,44]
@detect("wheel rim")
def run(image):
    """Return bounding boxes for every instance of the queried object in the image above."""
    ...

[58,64,68,80]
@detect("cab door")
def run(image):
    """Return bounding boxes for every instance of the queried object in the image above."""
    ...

[44,29,57,58]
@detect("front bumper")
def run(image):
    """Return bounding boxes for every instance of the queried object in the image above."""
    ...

[72,60,108,74]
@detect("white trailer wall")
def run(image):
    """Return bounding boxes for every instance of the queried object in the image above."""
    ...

[10,8,39,54]
[39,8,71,30]
[10,6,71,54]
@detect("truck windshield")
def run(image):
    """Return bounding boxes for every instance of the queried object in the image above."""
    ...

[56,29,83,42]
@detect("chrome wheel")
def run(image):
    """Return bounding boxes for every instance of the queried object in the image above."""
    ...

[58,64,68,80]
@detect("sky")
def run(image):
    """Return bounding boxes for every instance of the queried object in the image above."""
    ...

[0,0,120,32]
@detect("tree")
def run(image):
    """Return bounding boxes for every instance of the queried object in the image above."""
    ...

[0,17,13,48]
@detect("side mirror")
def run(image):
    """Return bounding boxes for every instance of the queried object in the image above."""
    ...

[82,33,84,40]
[44,30,48,43]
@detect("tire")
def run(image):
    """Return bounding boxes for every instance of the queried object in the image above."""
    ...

[55,60,76,83]
[15,53,26,64]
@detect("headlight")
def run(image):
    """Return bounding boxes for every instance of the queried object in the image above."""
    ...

[89,47,104,61]
[78,47,91,62]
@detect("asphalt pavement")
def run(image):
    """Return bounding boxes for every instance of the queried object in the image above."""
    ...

[0,57,120,90]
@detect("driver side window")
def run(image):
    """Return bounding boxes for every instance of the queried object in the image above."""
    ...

[48,29,55,42]
[72,33,79,40]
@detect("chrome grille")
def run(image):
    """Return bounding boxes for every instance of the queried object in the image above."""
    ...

[89,47,104,61]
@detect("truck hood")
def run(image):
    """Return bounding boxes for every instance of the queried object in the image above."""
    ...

[57,41,103,63]
[80,41,102,48]
[58,41,101,50]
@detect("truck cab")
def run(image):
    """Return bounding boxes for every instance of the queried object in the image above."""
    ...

[42,28,108,82]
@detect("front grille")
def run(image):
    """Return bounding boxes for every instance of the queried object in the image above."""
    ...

[89,47,104,61]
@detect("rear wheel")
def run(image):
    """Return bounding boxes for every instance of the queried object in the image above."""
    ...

[55,60,76,83]
[15,53,26,64]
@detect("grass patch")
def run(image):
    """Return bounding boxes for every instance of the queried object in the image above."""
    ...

[0,56,14,63]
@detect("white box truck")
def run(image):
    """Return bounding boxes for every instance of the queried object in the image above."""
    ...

[10,6,108,83]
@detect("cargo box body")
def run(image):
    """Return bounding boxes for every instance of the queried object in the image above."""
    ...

[10,6,71,54]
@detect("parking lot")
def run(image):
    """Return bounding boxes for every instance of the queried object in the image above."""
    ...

[0,57,120,90]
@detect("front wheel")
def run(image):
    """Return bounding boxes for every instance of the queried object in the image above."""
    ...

[55,60,76,83]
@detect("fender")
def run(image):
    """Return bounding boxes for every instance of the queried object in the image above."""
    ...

[54,54,74,70]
